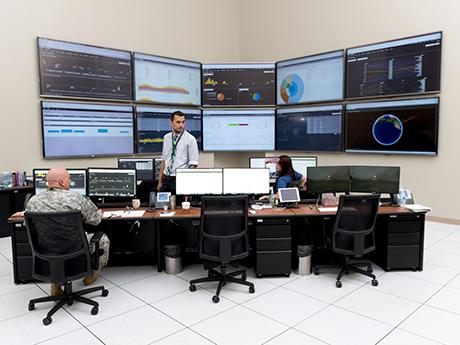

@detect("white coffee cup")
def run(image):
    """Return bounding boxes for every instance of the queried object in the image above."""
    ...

[132,199,141,209]
[182,201,190,210]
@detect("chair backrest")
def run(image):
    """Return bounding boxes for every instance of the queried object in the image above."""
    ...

[24,211,92,284]
[199,195,249,263]
[332,194,380,257]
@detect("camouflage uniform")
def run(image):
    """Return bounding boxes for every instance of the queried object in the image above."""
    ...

[26,189,110,269]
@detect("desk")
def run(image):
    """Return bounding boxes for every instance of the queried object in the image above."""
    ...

[0,186,32,237]
[8,205,427,283]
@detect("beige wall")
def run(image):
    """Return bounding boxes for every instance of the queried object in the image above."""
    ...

[1,0,458,220]
[239,0,460,221]
[0,0,240,172]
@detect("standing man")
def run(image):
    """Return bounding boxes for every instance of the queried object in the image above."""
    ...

[25,168,110,295]
[157,110,199,194]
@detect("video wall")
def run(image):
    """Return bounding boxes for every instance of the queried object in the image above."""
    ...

[37,32,442,157]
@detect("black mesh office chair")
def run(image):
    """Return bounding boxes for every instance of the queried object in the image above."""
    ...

[314,195,380,288]
[189,196,255,303]
[24,211,109,325]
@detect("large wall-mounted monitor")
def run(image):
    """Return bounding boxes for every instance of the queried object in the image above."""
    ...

[176,168,223,195]
[38,37,133,101]
[134,53,201,106]
[41,101,134,158]
[87,168,136,197]
[33,168,87,196]
[346,32,442,99]
[118,158,154,182]
[277,50,344,105]
[345,97,439,155]
[277,104,343,151]
[202,109,275,151]
[223,168,270,195]
[135,106,202,153]
[202,63,276,106]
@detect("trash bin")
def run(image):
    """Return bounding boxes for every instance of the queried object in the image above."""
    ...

[295,245,312,275]
[164,244,183,274]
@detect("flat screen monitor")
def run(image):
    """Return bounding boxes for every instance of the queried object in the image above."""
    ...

[345,97,439,155]
[351,166,400,194]
[277,105,343,151]
[223,168,270,195]
[135,106,202,153]
[203,109,275,151]
[87,168,136,197]
[277,50,344,105]
[249,156,317,180]
[33,169,87,196]
[134,53,201,106]
[307,166,351,193]
[41,101,134,158]
[202,63,276,106]
[278,188,300,203]
[38,37,133,101]
[346,32,442,99]
[118,158,154,182]
[176,168,223,195]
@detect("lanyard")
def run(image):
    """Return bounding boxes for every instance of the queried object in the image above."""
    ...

[171,131,184,156]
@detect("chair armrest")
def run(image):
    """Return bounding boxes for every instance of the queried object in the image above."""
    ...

[90,232,104,243]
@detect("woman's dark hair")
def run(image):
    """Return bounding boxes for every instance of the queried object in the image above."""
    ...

[278,155,295,179]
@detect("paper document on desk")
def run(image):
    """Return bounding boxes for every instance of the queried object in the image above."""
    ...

[317,207,338,213]
[403,204,432,212]
[122,210,145,217]
[159,212,176,217]
[102,211,124,218]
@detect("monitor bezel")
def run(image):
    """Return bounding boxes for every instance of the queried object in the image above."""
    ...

[278,187,301,203]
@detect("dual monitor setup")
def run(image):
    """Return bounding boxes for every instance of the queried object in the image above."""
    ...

[38,32,441,158]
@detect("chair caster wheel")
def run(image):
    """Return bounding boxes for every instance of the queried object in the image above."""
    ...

[212,295,220,303]
[313,268,319,275]
[28,303,35,311]
[91,306,99,315]
[249,286,255,294]
[102,289,109,297]
[67,300,73,306]
[43,317,52,326]
[367,266,373,273]
[242,272,247,280]
[371,279,379,287]
[189,284,197,292]
[336,281,342,288]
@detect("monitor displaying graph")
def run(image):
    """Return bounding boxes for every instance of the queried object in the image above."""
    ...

[134,53,201,106]
[277,50,344,105]
[202,109,275,151]
[346,32,442,98]
[345,97,439,155]
[202,64,276,106]
[135,106,202,153]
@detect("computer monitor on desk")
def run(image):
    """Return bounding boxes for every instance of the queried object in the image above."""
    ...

[33,169,87,196]
[176,169,223,195]
[223,168,270,195]
[87,168,136,204]
[307,166,350,193]
[350,166,400,194]
[118,158,154,182]
[249,156,317,182]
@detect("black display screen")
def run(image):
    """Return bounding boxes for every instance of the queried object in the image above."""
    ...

[346,32,441,98]
[345,98,438,155]
[135,106,202,153]
[38,37,133,101]
[277,105,343,151]
[202,64,275,106]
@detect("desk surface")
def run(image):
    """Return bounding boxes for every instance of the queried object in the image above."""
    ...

[290,204,413,217]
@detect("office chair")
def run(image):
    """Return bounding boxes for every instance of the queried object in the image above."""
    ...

[313,195,380,288]
[24,211,109,325]
[189,196,255,303]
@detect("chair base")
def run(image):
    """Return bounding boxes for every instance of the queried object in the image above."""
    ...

[28,281,109,325]
[314,257,378,288]
[189,266,255,303]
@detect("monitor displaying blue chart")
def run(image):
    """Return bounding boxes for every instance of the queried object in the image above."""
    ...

[41,101,134,158]
[134,53,201,106]
[202,109,275,151]
[277,50,344,105]
[136,106,202,153]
